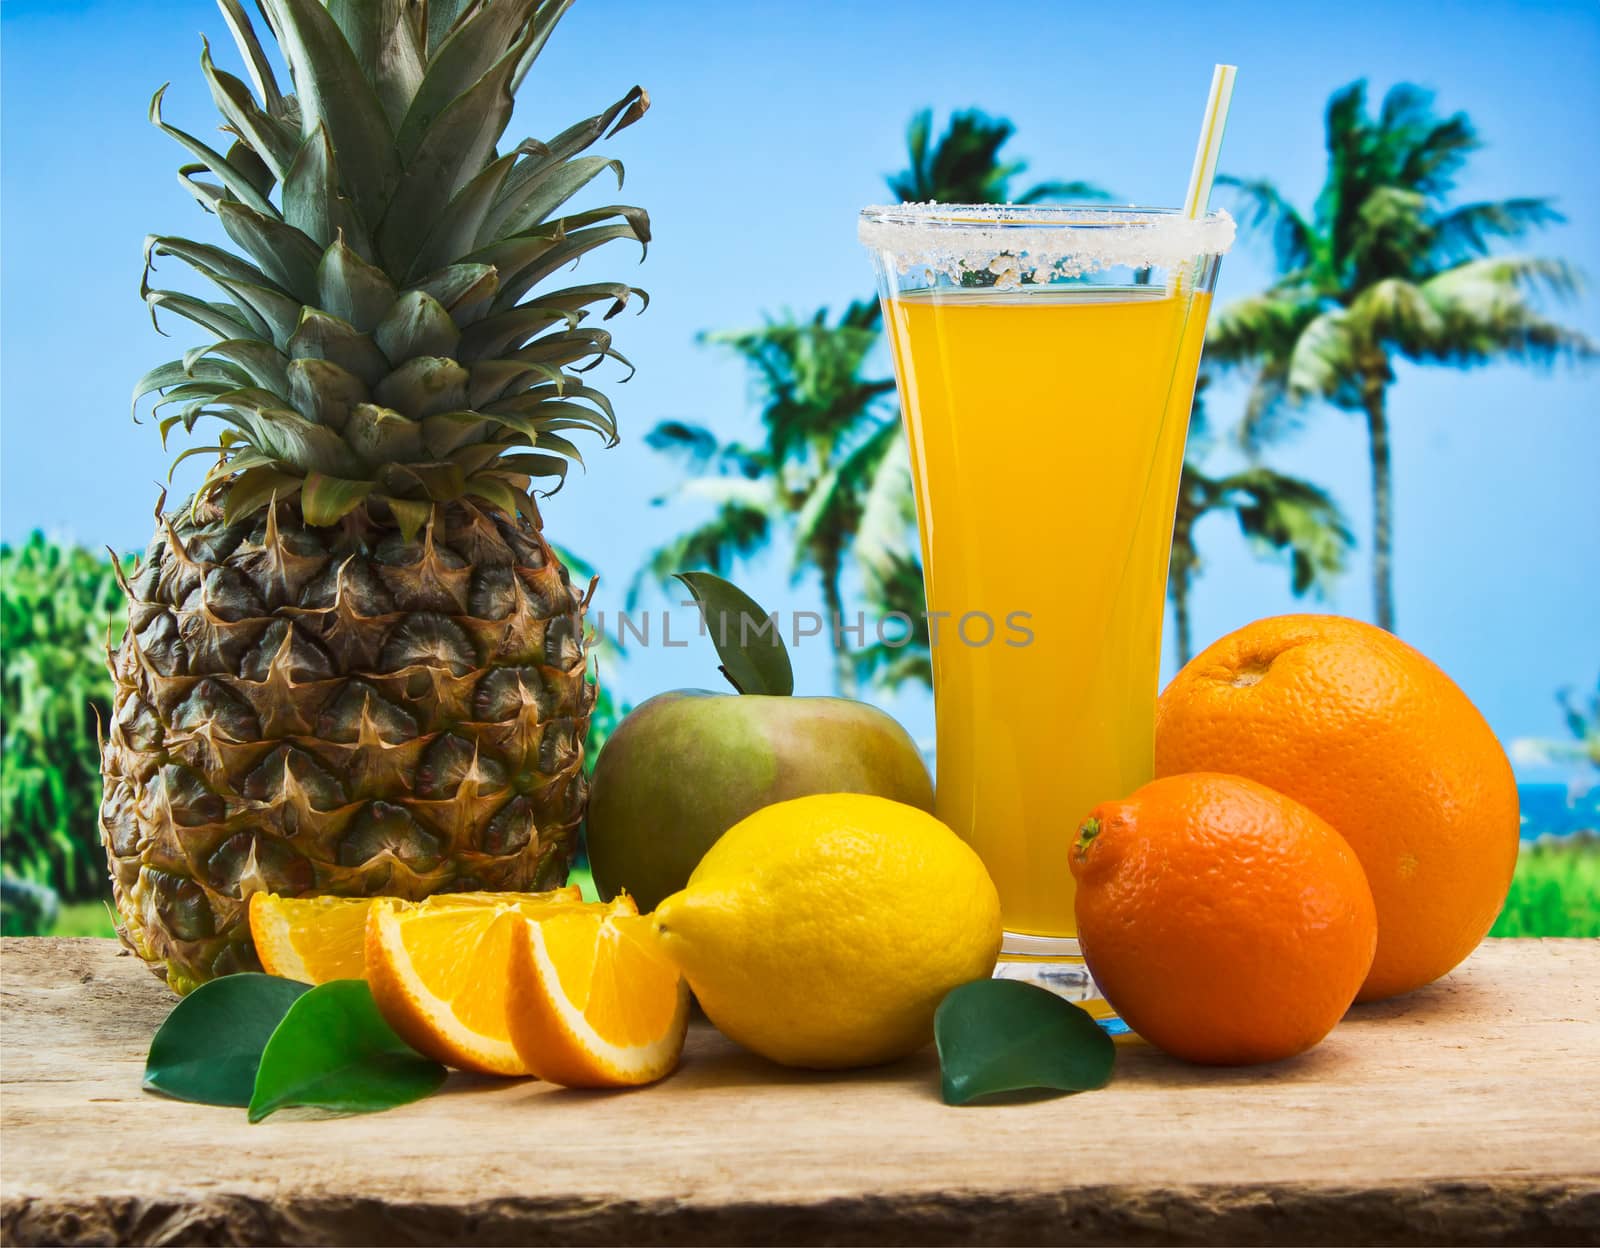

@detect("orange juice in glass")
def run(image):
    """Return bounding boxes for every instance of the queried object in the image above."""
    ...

[860,206,1232,993]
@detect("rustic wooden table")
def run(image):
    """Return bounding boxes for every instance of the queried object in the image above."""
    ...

[2,937,1597,1246]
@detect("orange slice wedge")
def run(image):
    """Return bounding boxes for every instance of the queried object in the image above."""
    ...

[366,898,555,1075]
[249,887,581,985]
[507,897,690,1087]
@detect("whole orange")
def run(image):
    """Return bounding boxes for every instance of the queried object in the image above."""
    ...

[1155,614,1519,1002]
[1071,772,1376,1065]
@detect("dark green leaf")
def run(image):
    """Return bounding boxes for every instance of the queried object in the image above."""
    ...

[483,86,647,239]
[144,973,311,1107]
[287,357,368,431]
[394,0,539,159]
[934,979,1115,1106]
[201,39,298,176]
[374,356,469,418]
[148,85,279,219]
[318,238,399,334]
[263,0,399,226]
[463,472,526,518]
[378,28,534,278]
[282,126,374,257]
[673,571,794,696]
[492,155,624,240]
[289,310,389,386]
[374,290,460,363]
[408,153,519,280]
[248,980,447,1123]
[216,202,324,305]
[412,264,499,321]
[184,339,291,395]
[217,0,285,115]
[327,0,426,129]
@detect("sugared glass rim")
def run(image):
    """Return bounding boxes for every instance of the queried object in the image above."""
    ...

[858,203,1234,281]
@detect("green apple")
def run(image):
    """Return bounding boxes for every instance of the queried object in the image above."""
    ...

[585,574,933,911]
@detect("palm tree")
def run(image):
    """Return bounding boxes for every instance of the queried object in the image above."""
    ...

[639,112,1100,689]
[889,108,1108,205]
[1208,81,1595,631]
[1511,675,1600,780]
[1168,384,1354,666]
[634,301,898,689]
[846,112,1110,674]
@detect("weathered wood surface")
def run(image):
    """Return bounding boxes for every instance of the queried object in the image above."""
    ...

[2,937,1597,1247]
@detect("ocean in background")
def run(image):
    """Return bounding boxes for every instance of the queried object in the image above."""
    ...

[1519,783,1599,841]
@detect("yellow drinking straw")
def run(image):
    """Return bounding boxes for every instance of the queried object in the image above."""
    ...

[1182,64,1237,218]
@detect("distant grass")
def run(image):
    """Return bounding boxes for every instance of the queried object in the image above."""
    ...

[54,899,118,938]
[1491,837,1600,937]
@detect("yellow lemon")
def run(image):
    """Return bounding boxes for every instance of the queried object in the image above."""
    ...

[652,793,1002,1069]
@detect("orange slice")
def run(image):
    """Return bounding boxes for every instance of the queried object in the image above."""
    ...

[365,893,586,1075]
[507,897,690,1087]
[250,887,581,985]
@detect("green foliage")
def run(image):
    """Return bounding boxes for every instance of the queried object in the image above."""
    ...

[52,900,119,938]
[1491,838,1600,938]
[1,533,128,901]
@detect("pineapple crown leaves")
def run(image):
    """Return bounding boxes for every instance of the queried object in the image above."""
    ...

[135,0,650,539]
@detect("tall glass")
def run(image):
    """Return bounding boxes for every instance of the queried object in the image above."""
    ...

[860,205,1233,996]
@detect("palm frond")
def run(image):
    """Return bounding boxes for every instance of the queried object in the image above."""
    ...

[791,417,901,565]
[642,419,718,467]
[1217,174,1315,272]
[628,491,772,607]
[1429,198,1564,266]
[853,551,931,690]
[1205,289,1323,370]
[1238,362,1302,452]
[1415,258,1600,369]
[1395,112,1479,199]
[1284,307,1363,403]
[1348,185,1431,282]
[1347,277,1444,356]
[887,107,1105,206]
[1225,467,1354,595]
[851,431,918,592]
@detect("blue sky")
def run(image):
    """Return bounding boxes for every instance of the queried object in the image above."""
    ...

[3,0,1597,778]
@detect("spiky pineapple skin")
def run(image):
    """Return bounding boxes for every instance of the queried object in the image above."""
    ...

[100,497,593,992]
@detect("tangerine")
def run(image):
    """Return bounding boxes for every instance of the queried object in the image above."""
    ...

[1072,772,1376,1065]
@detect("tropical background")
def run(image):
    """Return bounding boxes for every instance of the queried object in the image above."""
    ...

[2,0,1596,938]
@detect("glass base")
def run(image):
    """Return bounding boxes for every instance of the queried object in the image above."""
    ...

[993,931,1128,1033]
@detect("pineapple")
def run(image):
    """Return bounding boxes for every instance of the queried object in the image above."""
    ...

[99,0,648,993]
